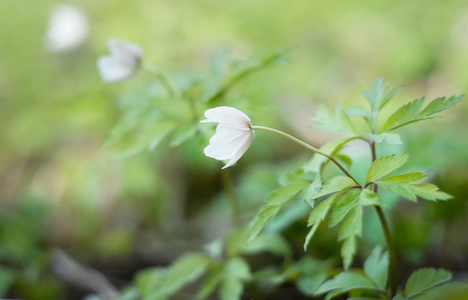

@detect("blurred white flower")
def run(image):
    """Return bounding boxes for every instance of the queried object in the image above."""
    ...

[97,39,143,83]
[201,107,255,169]
[44,4,89,53]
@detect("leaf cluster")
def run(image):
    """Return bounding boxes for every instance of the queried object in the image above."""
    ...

[106,49,286,158]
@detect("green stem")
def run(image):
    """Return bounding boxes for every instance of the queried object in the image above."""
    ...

[370,140,397,297]
[143,65,178,97]
[221,168,241,227]
[251,126,361,187]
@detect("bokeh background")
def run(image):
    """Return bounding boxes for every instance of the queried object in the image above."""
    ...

[0,0,467,298]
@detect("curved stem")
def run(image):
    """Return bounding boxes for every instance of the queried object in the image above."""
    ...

[370,140,397,297]
[143,65,178,97]
[251,126,361,187]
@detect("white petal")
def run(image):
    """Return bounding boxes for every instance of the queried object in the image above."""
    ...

[222,130,255,169]
[107,39,142,67]
[97,56,134,83]
[201,106,251,130]
[204,125,251,160]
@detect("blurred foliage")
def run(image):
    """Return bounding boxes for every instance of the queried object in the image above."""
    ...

[0,0,467,298]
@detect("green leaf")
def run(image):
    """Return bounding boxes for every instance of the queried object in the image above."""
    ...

[314,271,377,295]
[341,236,357,270]
[248,182,308,242]
[297,274,328,296]
[304,192,343,250]
[418,95,463,117]
[411,282,468,300]
[366,154,409,183]
[243,232,292,258]
[220,257,251,300]
[359,189,384,206]
[376,181,452,202]
[313,176,358,199]
[364,247,389,290]
[170,122,198,147]
[302,177,322,207]
[148,122,176,150]
[196,266,223,300]
[136,267,166,297]
[205,50,287,103]
[405,268,452,298]
[311,105,359,135]
[362,78,401,111]
[381,95,462,132]
[328,189,360,227]
[367,132,402,145]
[338,205,363,240]
[393,295,409,300]
[338,205,363,269]
[379,172,427,184]
[138,254,210,299]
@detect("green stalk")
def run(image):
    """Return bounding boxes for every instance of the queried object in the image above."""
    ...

[251,125,361,187]
[143,65,178,97]
[370,140,397,297]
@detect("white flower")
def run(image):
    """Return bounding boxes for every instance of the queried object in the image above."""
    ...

[44,4,89,53]
[201,107,255,169]
[96,39,143,83]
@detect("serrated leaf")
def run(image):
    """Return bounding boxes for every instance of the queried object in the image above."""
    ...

[359,189,384,206]
[314,271,377,295]
[381,95,462,132]
[367,132,402,145]
[220,257,251,300]
[338,205,362,240]
[313,176,358,199]
[138,254,210,299]
[311,105,359,135]
[405,268,452,298]
[338,206,363,269]
[338,205,363,241]
[376,181,452,202]
[328,189,360,227]
[366,154,409,183]
[248,182,308,242]
[302,178,322,207]
[411,282,468,300]
[380,172,427,184]
[307,194,338,227]
[381,98,426,131]
[364,247,389,290]
[362,78,401,111]
[341,236,357,270]
[418,95,463,117]
[347,105,371,118]
[304,192,342,250]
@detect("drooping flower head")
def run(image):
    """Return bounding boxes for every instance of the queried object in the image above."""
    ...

[97,39,143,83]
[44,4,89,53]
[201,107,255,169]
